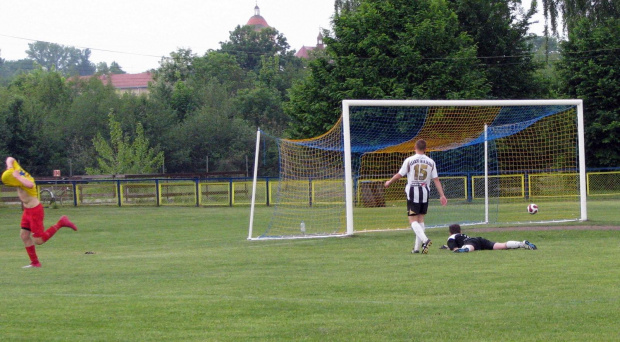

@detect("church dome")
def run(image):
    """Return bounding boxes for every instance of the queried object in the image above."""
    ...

[247,5,269,30]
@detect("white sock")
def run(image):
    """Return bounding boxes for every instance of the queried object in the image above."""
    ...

[506,241,523,249]
[414,236,421,251]
[414,222,425,250]
[411,222,428,243]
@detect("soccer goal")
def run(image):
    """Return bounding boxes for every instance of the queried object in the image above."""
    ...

[248,100,586,240]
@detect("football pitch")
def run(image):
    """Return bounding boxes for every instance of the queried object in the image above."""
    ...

[0,204,618,341]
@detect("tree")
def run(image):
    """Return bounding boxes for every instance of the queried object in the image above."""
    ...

[26,41,95,76]
[109,61,126,74]
[256,55,306,98]
[166,106,255,173]
[2,70,72,175]
[219,25,294,72]
[335,0,361,14]
[557,17,620,167]
[232,54,306,134]
[155,49,196,85]
[286,0,490,138]
[234,86,286,133]
[447,0,545,99]
[76,48,96,76]
[96,62,110,74]
[191,51,252,96]
[87,111,164,174]
[0,90,25,163]
[150,49,197,122]
[0,59,36,85]
[529,34,563,97]
[117,92,178,169]
[0,87,9,157]
[96,61,126,75]
[540,0,620,35]
[63,76,122,174]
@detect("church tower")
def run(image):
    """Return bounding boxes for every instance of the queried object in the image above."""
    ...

[246,4,269,31]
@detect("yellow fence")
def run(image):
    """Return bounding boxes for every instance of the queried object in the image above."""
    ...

[587,171,620,196]
[472,174,525,199]
[1,170,619,207]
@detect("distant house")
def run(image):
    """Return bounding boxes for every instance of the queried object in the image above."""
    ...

[295,32,325,59]
[80,72,153,95]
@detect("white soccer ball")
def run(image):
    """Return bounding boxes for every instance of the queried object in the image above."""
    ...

[527,203,538,214]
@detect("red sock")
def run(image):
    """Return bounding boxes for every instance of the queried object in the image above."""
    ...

[42,224,61,242]
[26,245,39,264]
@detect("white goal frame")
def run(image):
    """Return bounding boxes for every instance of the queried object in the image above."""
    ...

[249,99,587,240]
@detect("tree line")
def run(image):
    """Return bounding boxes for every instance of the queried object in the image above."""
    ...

[0,0,618,177]
[0,41,126,83]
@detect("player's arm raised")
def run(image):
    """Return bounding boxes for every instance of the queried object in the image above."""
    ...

[5,156,16,170]
[12,169,35,189]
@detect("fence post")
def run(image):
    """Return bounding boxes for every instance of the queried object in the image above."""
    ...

[116,180,122,207]
[467,172,472,202]
[524,171,529,200]
[265,178,270,206]
[195,178,200,207]
[229,179,234,207]
[155,179,160,206]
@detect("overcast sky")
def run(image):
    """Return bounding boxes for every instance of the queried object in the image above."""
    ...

[0,0,334,73]
[1,0,546,74]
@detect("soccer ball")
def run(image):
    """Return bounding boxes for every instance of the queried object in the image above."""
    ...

[527,203,538,214]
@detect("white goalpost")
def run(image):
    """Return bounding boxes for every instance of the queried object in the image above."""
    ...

[249,99,586,240]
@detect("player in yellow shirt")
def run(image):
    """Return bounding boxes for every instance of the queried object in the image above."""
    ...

[2,157,78,268]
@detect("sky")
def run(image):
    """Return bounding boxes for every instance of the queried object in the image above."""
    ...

[0,0,334,73]
[1,0,547,74]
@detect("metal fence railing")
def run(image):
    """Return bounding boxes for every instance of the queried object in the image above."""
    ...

[1,169,619,207]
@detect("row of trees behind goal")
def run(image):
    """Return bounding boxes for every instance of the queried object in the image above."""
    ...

[0,0,618,177]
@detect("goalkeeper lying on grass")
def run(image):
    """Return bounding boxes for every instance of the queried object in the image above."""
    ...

[442,224,537,253]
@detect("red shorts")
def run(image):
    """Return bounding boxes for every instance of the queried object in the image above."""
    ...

[21,204,45,238]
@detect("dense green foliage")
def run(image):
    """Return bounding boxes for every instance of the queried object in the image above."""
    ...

[0,59,36,85]
[541,0,620,35]
[1,0,618,174]
[557,18,620,167]
[86,111,164,174]
[285,0,548,138]
[447,0,546,99]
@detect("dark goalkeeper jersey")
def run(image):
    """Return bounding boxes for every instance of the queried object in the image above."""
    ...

[447,233,470,250]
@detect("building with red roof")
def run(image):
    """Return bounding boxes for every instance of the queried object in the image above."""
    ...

[80,72,153,95]
[295,32,325,59]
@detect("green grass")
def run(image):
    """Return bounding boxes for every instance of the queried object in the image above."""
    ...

[0,204,618,341]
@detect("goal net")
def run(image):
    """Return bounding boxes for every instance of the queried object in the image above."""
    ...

[248,100,586,240]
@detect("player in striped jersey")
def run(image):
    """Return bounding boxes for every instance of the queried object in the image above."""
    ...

[385,139,447,254]
[446,224,537,252]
